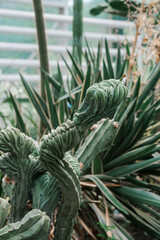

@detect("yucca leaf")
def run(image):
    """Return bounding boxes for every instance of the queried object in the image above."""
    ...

[61,54,79,86]
[103,60,110,79]
[91,154,103,174]
[111,219,134,240]
[85,37,94,63]
[41,68,61,91]
[57,63,63,84]
[132,132,160,149]
[56,85,82,103]
[106,156,160,177]
[67,49,84,82]
[79,62,91,104]
[58,87,65,124]
[132,206,160,230]
[105,39,114,78]
[141,204,160,219]
[120,201,160,238]
[32,88,49,117]
[115,186,160,208]
[117,59,126,79]
[130,108,155,147]
[20,73,51,130]
[82,175,128,215]
[105,144,157,170]
[96,40,102,72]
[115,107,155,154]
[84,49,90,64]
[131,75,141,101]
[137,63,160,108]
[116,45,121,78]
[45,76,60,128]
[9,92,28,135]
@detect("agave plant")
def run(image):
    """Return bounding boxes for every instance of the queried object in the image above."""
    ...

[9,39,127,137]
[75,64,160,239]
[8,40,160,239]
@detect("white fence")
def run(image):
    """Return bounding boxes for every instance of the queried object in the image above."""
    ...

[0,0,134,83]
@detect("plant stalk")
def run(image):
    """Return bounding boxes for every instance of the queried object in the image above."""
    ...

[32,0,50,135]
[73,0,83,64]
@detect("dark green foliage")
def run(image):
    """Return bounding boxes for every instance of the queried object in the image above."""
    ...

[0,79,127,239]
[90,0,140,17]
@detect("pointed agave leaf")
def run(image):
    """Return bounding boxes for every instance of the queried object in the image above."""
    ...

[61,55,79,87]
[131,75,141,101]
[105,144,157,170]
[133,132,160,149]
[91,154,103,175]
[116,45,121,78]
[111,219,134,240]
[116,59,127,80]
[96,40,102,71]
[67,49,84,82]
[107,156,160,177]
[20,73,51,130]
[57,63,64,85]
[56,85,82,103]
[82,175,128,215]
[58,87,66,124]
[137,64,160,108]
[32,88,48,117]
[41,68,61,91]
[103,60,110,79]
[44,76,60,128]
[115,186,160,208]
[105,39,114,78]
[85,37,94,63]
[115,107,155,155]
[121,200,160,238]
[141,204,160,219]
[9,92,28,135]
[79,62,92,104]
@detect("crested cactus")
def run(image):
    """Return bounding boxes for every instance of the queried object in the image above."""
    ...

[0,79,127,239]
[0,209,50,240]
[0,198,9,228]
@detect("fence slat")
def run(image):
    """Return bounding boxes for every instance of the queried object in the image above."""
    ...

[0,9,134,28]
[0,26,134,42]
[0,43,126,56]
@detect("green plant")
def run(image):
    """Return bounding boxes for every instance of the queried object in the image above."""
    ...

[9,39,127,137]
[90,0,140,17]
[73,0,83,64]
[9,38,160,238]
[97,223,117,240]
[32,0,50,135]
[76,64,160,239]
[0,79,127,239]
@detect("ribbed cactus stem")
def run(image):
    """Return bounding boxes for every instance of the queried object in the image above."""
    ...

[10,174,31,222]
[40,79,128,240]
[0,128,43,222]
[0,209,51,240]
[0,198,10,228]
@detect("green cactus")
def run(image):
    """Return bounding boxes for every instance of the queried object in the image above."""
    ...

[0,128,43,222]
[0,198,10,228]
[0,209,50,240]
[0,79,127,239]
